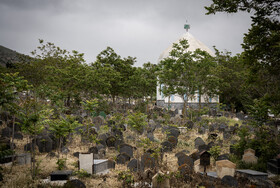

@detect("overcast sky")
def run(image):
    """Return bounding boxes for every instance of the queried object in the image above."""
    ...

[0,0,252,67]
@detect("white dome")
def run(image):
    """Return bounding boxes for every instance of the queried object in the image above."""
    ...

[158,32,215,62]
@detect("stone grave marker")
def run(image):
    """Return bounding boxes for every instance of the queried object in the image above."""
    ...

[14,132,23,140]
[116,153,130,164]
[141,152,156,169]
[236,169,268,180]
[166,127,180,138]
[217,154,230,161]
[106,136,116,147]
[186,121,194,129]
[221,175,238,187]
[177,154,193,168]
[64,179,86,188]
[200,151,211,172]
[119,144,134,158]
[167,135,178,148]
[79,153,94,174]
[16,153,31,165]
[267,154,280,174]
[161,141,173,152]
[88,146,98,154]
[216,160,236,178]
[36,135,53,153]
[242,148,258,164]
[194,137,205,149]
[50,170,72,181]
[1,127,12,138]
[93,159,109,174]
[108,159,115,169]
[127,159,143,172]
[97,133,109,146]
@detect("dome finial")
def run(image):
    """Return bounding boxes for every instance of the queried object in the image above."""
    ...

[184,20,190,32]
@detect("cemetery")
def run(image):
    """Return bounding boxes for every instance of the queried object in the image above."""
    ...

[0,1,279,187]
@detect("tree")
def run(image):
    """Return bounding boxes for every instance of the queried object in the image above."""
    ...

[205,0,280,117]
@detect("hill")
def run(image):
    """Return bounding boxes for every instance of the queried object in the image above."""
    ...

[0,45,25,68]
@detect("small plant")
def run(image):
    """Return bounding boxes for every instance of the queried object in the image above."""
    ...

[74,169,91,178]
[56,158,67,170]
[118,170,134,187]
[126,111,147,134]
[209,146,221,162]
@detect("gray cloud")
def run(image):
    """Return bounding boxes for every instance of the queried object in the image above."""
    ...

[0,0,252,66]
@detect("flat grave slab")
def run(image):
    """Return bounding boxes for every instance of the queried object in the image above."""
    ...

[94,159,109,174]
[50,170,73,181]
[236,169,268,180]
[199,171,218,179]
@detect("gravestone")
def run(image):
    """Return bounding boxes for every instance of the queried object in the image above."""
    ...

[218,124,227,132]
[50,170,72,181]
[14,132,23,140]
[116,153,130,164]
[106,136,116,147]
[198,144,208,152]
[73,152,80,158]
[24,142,35,152]
[119,144,134,158]
[88,146,98,154]
[98,133,109,146]
[223,131,231,140]
[96,144,105,151]
[93,159,109,174]
[194,137,205,149]
[141,152,156,169]
[127,159,143,172]
[152,171,170,188]
[242,148,258,164]
[16,153,31,165]
[1,127,12,138]
[161,141,173,152]
[64,179,86,188]
[221,175,238,187]
[267,155,280,174]
[236,169,268,180]
[198,127,206,135]
[166,127,180,138]
[108,159,115,169]
[147,132,155,141]
[79,153,94,174]
[98,149,106,159]
[190,150,200,161]
[186,121,194,129]
[200,151,211,169]
[217,154,230,161]
[36,135,53,153]
[177,154,193,168]
[216,160,236,178]
[167,136,178,147]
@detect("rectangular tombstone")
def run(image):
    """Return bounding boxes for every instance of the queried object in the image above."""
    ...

[200,151,211,166]
[94,159,109,174]
[17,153,31,165]
[236,169,268,180]
[50,170,72,181]
[79,153,94,174]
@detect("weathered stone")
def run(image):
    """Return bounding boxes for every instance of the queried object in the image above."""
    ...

[73,152,80,158]
[97,133,109,146]
[186,121,194,129]
[1,127,12,138]
[61,146,70,154]
[64,179,86,188]
[116,153,130,164]
[79,153,94,174]
[177,154,193,168]
[166,127,180,138]
[50,170,72,181]
[198,127,206,135]
[152,171,170,188]
[167,136,178,147]
[108,159,115,169]
[36,135,53,153]
[88,146,98,154]
[14,132,23,140]
[24,142,35,152]
[217,154,230,161]
[242,148,258,164]
[161,141,173,152]
[147,132,155,141]
[194,137,205,149]
[221,175,238,187]
[106,136,116,147]
[16,153,31,165]
[127,159,143,172]
[200,151,211,167]
[141,153,156,169]
[216,160,236,178]
[119,144,134,158]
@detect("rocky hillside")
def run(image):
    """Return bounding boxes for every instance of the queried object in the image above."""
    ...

[0,45,24,68]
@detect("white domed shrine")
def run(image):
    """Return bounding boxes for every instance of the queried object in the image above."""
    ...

[156,25,219,111]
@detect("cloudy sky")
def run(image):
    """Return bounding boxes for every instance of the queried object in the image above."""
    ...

[0,0,252,66]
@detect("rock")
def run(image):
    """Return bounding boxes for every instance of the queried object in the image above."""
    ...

[98,149,106,158]
[186,121,194,129]
[147,132,155,141]
[208,133,218,140]
[194,137,205,149]
[221,175,238,187]
[97,133,109,146]
[217,154,230,161]
[177,154,193,168]
[96,144,105,151]
[61,147,70,154]
[166,127,180,138]
[198,127,206,134]
[63,179,86,188]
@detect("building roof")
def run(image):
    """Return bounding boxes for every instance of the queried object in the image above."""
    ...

[158,32,215,62]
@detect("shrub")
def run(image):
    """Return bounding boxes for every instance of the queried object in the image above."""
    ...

[56,158,67,170]
[209,146,221,161]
